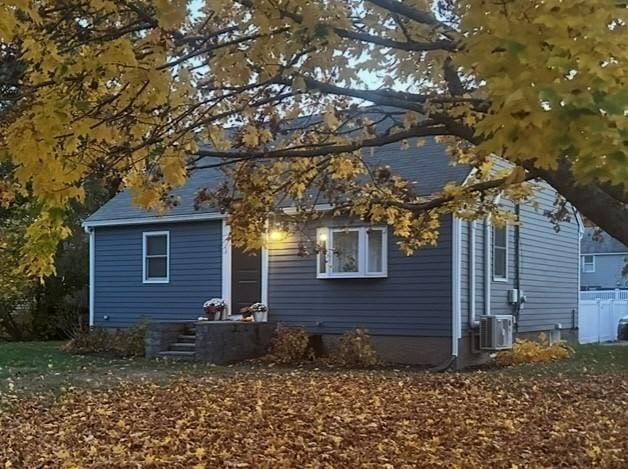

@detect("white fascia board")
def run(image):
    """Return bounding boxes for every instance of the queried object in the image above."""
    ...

[82,211,225,228]
[581,252,628,257]
[451,216,462,356]
[280,203,333,215]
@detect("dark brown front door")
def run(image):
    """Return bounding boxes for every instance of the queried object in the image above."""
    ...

[231,247,262,313]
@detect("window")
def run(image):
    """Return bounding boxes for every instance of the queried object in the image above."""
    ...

[582,255,595,273]
[317,227,387,278]
[143,231,169,283]
[493,225,508,281]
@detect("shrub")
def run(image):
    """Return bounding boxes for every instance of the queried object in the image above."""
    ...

[61,322,146,358]
[496,333,573,366]
[266,326,310,364]
[331,328,379,368]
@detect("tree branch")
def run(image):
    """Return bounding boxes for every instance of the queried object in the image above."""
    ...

[194,123,449,162]
[333,27,456,52]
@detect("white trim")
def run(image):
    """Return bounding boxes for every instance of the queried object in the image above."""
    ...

[577,216,583,309]
[142,231,170,283]
[451,217,462,357]
[261,246,269,321]
[221,219,232,315]
[492,224,509,281]
[484,218,492,314]
[581,252,628,257]
[581,254,596,273]
[87,227,95,327]
[281,203,333,215]
[469,221,477,326]
[316,226,388,279]
[83,212,225,228]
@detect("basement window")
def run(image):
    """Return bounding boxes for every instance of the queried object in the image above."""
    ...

[143,231,170,283]
[317,227,387,279]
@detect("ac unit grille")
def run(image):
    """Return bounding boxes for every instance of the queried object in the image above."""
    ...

[479,315,513,350]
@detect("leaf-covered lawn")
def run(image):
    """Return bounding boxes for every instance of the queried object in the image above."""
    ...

[0,341,223,394]
[1,369,626,468]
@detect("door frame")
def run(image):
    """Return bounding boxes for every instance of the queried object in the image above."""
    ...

[221,219,268,320]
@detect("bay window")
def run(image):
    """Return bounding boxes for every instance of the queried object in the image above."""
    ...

[317,226,387,278]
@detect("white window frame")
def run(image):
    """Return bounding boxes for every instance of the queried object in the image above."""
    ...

[142,231,170,283]
[492,224,508,282]
[582,254,596,273]
[316,226,387,279]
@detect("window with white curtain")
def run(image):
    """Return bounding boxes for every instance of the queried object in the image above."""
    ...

[317,227,387,278]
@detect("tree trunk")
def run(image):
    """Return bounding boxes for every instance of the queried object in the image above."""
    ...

[529,160,628,245]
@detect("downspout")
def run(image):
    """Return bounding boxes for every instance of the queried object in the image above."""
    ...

[513,204,522,332]
[469,221,478,327]
[432,216,461,372]
[574,207,584,330]
[451,217,462,360]
[83,225,95,327]
[484,218,492,315]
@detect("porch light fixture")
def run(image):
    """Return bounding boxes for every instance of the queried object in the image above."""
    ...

[269,229,287,242]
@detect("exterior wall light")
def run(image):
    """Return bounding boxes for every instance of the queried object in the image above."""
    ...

[269,229,287,242]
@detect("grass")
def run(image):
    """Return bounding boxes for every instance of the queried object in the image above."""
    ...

[0,341,118,379]
[0,340,626,395]
[498,343,628,377]
[0,341,223,395]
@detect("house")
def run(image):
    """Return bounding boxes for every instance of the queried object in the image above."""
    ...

[83,139,582,367]
[580,227,628,291]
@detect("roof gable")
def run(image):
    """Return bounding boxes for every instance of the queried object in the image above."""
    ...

[581,227,628,254]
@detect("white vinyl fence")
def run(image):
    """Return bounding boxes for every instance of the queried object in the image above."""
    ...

[578,298,628,344]
[580,289,628,301]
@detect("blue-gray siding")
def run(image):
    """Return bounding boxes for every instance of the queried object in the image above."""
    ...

[518,184,580,331]
[459,182,580,333]
[267,217,453,336]
[93,221,222,327]
[581,253,628,290]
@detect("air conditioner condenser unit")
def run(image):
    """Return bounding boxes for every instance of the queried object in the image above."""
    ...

[479,315,513,350]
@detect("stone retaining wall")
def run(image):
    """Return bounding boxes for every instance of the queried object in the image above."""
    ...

[195,321,276,364]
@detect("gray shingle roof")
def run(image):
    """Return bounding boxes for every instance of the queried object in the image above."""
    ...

[85,138,471,224]
[581,227,628,254]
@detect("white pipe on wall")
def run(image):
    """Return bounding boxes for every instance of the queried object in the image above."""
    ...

[484,218,492,315]
[470,221,478,325]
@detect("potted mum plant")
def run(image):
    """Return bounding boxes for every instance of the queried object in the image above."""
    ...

[239,302,268,322]
[201,298,226,321]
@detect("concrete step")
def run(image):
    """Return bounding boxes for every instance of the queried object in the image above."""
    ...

[158,351,195,360]
[177,334,196,343]
[170,342,196,352]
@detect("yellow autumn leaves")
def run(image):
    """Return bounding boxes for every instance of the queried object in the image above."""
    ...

[0,0,625,277]
[457,0,627,186]
[0,371,626,467]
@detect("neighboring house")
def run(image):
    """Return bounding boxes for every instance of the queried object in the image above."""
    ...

[83,139,581,367]
[580,227,628,290]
